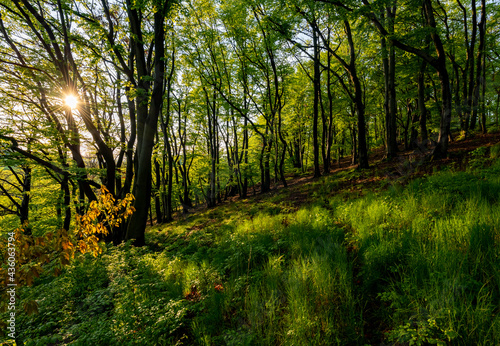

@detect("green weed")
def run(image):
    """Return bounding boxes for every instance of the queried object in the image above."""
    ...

[4,157,500,345]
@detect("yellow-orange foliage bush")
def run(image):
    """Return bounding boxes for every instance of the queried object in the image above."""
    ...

[0,186,135,315]
[75,186,135,256]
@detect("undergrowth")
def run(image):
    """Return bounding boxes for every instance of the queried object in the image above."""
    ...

[1,149,499,345]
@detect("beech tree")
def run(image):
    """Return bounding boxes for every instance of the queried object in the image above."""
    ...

[81,0,175,244]
[1,0,499,248]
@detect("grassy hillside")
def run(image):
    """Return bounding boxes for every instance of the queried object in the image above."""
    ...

[2,139,500,345]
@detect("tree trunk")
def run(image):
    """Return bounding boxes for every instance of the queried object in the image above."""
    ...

[154,156,163,224]
[19,165,31,235]
[126,8,165,246]
[382,7,398,159]
[351,124,358,165]
[242,117,249,198]
[323,31,334,174]
[277,109,288,187]
[312,24,322,178]
[262,139,272,193]
[421,0,452,158]
[472,0,486,133]
[408,99,420,149]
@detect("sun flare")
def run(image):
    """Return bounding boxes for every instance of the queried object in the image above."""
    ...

[65,95,78,109]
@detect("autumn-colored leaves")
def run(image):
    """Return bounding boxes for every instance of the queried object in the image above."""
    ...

[75,186,135,257]
[0,186,135,316]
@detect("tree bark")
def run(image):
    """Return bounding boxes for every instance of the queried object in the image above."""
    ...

[417,59,429,143]
[126,7,166,246]
[312,23,322,177]
[472,0,486,133]
[382,7,398,159]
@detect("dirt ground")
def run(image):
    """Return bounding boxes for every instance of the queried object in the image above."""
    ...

[231,131,500,207]
[171,131,500,219]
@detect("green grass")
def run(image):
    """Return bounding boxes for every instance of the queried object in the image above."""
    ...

[335,160,500,345]
[2,153,500,345]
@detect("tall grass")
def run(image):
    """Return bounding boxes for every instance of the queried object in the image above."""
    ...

[336,165,500,345]
[212,207,359,345]
[4,158,500,345]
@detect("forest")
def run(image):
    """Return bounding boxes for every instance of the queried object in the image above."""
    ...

[0,0,499,344]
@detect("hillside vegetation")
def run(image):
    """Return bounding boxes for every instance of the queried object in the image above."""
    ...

[2,138,500,345]
[1,0,499,343]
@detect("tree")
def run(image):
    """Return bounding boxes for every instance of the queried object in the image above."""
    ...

[381,5,398,158]
[360,0,454,158]
[93,0,175,244]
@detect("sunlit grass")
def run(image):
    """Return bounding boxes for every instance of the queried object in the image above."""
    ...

[4,155,500,345]
[336,162,500,344]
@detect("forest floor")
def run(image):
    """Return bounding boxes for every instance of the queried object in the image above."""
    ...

[153,130,500,345]
[5,131,500,346]
[181,131,500,217]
